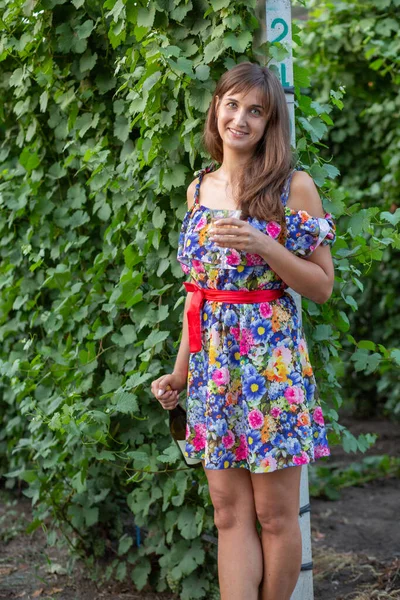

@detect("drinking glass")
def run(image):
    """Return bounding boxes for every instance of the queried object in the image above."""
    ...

[208,208,242,269]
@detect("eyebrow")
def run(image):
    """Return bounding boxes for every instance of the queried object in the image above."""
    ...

[226,96,264,109]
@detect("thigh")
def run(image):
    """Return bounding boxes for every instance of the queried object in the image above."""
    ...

[250,465,302,525]
[201,460,257,527]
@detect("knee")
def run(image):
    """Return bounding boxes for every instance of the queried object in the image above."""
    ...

[213,504,240,531]
[256,509,297,536]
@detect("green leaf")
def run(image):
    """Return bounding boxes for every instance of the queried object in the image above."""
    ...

[177,506,201,540]
[9,68,25,87]
[116,561,127,582]
[96,74,116,93]
[114,115,130,142]
[337,311,350,332]
[195,64,210,82]
[204,37,224,63]
[344,295,358,311]
[358,340,376,351]
[312,324,334,341]
[137,5,155,27]
[19,147,40,172]
[269,44,290,62]
[75,20,95,40]
[106,0,125,22]
[330,88,345,110]
[131,558,151,590]
[101,371,123,393]
[294,64,311,88]
[348,210,372,236]
[163,164,188,190]
[180,573,210,600]
[39,90,48,112]
[83,507,99,527]
[120,325,137,345]
[113,391,139,414]
[351,349,381,374]
[322,163,340,179]
[188,87,213,113]
[342,431,358,453]
[380,209,400,227]
[160,45,181,58]
[142,71,161,93]
[152,206,166,229]
[75,113,95,137]
[171,539,205,578]
[223,31,252,53]
[299,117,328,143]
[310,164,326,187]
[170,1,192,21]
[211,0,230,9]
[133,25,148,42]
[375,17,398,37]
[169,56,194,77]
[118,535,133,555]
[390,349,400,365]
[143,330,169,349]
[157,443,181,464]
[80,51,98,72]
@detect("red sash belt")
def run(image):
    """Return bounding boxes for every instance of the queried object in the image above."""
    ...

[183,281,285,353]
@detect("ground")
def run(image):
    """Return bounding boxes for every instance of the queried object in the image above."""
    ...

[0,416,399,600]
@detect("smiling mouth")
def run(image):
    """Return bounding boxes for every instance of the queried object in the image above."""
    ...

[228,128,248,137]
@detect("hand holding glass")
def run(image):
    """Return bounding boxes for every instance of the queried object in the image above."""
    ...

[208,208,242,269]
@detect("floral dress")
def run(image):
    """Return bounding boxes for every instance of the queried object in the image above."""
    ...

[176,163,336,472]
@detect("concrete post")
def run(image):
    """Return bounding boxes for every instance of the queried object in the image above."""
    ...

[255,2,314,598]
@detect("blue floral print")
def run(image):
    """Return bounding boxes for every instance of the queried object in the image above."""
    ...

[177,163,336,472]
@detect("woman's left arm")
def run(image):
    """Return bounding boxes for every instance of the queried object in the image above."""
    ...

[257,171,335,304]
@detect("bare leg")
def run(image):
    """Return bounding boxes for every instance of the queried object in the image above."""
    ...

[250,465,302,600]
[202,461,263,600]
[259,515,302,599]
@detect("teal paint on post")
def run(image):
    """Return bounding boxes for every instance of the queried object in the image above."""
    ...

[271,17,289,43]
[266,0,295,146]
[280,62,290,88]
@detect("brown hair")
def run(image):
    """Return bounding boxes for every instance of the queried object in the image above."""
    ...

[202,62,294,226]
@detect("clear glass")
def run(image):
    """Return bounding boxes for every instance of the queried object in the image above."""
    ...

[208,208,242,269]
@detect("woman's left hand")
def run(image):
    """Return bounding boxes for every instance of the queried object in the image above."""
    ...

[209,217,268,255]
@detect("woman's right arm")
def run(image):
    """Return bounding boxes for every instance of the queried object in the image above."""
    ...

[173,177,198,382]
[150,179,199,408]
[172,291,193,383]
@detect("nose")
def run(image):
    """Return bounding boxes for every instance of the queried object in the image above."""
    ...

[233,108,247,128]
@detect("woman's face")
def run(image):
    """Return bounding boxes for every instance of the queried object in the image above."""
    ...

[215,87,268,152]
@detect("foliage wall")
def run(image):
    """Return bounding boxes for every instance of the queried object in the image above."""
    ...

[299,0,400,418]
[0,0,398,596]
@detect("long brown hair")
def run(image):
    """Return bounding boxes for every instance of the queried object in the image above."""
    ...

[202,62,294,225]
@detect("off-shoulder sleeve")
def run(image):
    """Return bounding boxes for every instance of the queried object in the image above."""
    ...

[318,213,336,248]
[284,210,337,257]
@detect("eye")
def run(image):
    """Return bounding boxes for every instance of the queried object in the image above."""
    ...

[251,108,261,116]
[227,101,236,108]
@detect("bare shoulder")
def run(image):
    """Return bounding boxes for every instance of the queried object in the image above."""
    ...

[186,177,198,210]
[287,170,326,218]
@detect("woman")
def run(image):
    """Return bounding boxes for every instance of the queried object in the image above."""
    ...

[151,62,336,600]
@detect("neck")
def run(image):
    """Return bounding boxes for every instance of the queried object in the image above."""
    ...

[218,147,252,185]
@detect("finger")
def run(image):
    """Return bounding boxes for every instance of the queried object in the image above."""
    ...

[210,228,241,238]
[162,403,179,410]
[158,389,176,401]
[162,392,178,403]
[213,217,241,227]
[157,380,171,396]
[213,217,232,225]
